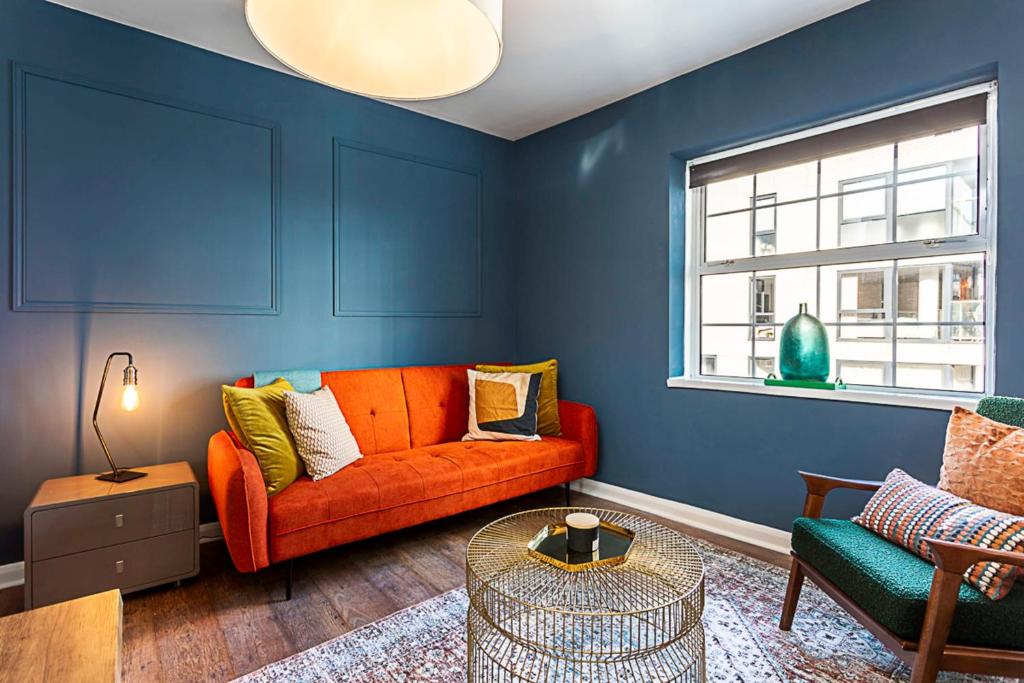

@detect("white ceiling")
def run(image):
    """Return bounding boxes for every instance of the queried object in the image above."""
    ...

[47,0,866,140]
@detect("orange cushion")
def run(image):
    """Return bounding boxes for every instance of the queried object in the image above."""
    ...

[939,406,1024,516]
[401,365,472,447]
[322,368,410,455]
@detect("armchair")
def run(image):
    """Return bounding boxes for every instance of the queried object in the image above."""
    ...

[780,469,1024,683]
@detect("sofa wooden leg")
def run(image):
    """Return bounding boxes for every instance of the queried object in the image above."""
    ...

[779,558,805,631]
[565,482,572,507]
[285,559,294,601]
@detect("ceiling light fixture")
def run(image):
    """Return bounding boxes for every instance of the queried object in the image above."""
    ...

[245,0,503,101]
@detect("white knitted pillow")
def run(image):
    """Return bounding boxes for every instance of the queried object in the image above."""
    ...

[284,386,362,480]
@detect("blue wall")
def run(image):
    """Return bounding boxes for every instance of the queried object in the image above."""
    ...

[515,0,1024,531]
[0,0,517,563]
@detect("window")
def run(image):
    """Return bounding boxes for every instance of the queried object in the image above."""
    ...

[683,83,996,400]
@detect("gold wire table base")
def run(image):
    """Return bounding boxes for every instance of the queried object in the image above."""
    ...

[466,508,706,682]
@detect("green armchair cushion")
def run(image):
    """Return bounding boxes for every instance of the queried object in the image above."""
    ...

[792,517,1024,649]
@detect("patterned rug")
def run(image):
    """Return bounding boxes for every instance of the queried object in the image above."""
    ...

[234,536,1008,682]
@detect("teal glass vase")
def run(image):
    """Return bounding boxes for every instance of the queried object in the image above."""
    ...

[779,303,830,381]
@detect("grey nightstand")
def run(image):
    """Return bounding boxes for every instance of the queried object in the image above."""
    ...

[23,461,199,609]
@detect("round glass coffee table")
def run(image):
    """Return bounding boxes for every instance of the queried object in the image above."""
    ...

[466,507,705,682]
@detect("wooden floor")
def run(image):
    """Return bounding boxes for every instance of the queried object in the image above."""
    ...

[0,488,787,682]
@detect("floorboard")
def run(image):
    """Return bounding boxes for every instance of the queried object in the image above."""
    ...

[0,487,787,681]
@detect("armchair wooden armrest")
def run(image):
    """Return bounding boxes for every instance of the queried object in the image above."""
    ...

[912,539,1024,683]
[798,471,883,519]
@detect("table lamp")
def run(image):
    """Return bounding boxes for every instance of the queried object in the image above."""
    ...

[93,352,147,482]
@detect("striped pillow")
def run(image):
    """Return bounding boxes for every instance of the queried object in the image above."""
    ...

[855,469,1024,600]
[933,505,1024,600]
[854,469,967,560]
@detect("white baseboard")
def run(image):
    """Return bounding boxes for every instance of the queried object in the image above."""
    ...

[0,522,224,590]
[572,478,792,557]
[0,561,25,591]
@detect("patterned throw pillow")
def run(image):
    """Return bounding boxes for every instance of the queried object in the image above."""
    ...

[463,370,542,442]
[932,505,1024,600]
[939,406,1024,516]
[476,360,561,436]
[855,469,1024,600]
[284,386,362,480]
[854,469,968,560]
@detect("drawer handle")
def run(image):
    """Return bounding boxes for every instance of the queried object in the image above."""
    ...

[115,560,124,574]
[114,513,124,528]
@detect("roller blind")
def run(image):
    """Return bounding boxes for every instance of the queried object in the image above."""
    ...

[689,94,987,188]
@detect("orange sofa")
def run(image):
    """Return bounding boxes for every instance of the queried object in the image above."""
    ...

[207,364,598,579]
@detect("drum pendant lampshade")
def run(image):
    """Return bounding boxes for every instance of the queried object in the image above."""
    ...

[245,0,503,101]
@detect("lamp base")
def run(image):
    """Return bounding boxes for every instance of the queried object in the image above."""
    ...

[96,469,148,483]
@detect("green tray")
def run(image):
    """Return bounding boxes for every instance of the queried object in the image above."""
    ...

[764,378,846,391]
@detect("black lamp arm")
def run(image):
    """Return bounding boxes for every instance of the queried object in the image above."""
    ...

[92,352,134,477]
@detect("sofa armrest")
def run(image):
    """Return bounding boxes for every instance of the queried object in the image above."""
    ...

[559,400,598,477]
[797,471,883,518]
[207,430,270,573]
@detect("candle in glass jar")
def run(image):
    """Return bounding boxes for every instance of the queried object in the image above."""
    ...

[566,512,600,553]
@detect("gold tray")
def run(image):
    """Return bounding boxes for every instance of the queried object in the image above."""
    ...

[527,519,635,572]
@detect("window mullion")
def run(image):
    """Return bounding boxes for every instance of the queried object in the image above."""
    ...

[890,259,899,388]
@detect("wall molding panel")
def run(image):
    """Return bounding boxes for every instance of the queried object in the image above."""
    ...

[11,62,281,315]
[333,138,482,317]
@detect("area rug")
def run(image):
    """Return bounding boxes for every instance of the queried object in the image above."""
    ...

[234,536,1008,682]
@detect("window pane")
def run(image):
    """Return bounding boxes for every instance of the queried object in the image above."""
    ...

[754,194,776,256]
[701,273,751,324]
[836,360,890,387]
[705,211,750,261]
[895,174,978,242]
[831,324,894,386]
[774,199,817,255]
[819,260,891,336]
[898,127,978,174]
[756,161,818,203]
[705,175,753,215]
[820,144,894,196]
[756,267,818,325]
[700,326,753,378]
[895,127,979,242]
[819,195,888,249]
[896,254,985,345]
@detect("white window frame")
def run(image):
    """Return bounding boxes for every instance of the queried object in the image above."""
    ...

[668,81,998,411]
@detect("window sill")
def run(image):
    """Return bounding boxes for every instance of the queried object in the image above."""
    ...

[666,376,979,411]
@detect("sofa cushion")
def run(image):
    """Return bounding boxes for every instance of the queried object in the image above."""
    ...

[268,437,584,536]
[792,517,1024,649]
[402,365,472,448]
[323,368,410,455]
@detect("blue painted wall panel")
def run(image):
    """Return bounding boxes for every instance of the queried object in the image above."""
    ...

[515,0,1024,531]
[0,0,516,563]
[15,66,278,312]
[334,141,480,316]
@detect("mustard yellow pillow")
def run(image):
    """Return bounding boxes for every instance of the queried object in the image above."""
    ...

[222,378,303,495]
[477,359,561,436]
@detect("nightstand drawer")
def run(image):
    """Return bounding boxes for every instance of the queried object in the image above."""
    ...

[31,486,194,560]
[30,529,197,607]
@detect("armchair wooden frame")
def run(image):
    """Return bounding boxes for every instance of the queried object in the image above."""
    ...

[779,471,1024,683]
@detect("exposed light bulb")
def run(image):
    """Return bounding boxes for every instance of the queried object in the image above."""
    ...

[121,384,139,412]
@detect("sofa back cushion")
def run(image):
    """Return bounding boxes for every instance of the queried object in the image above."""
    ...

[322,368,410,455]
[402,365,472,448]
